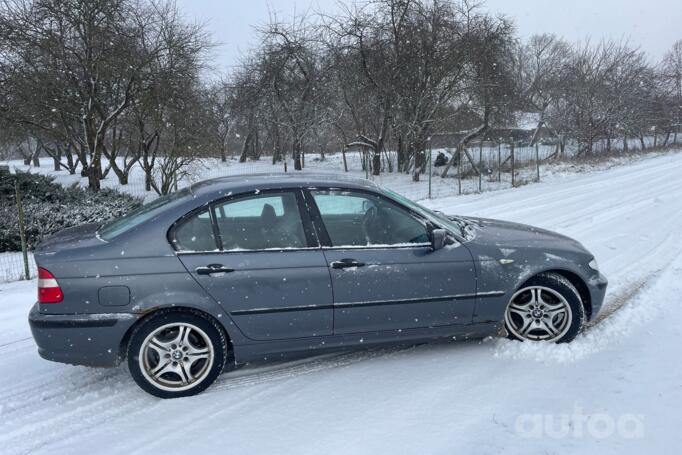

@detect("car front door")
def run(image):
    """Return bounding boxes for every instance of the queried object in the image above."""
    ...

[306,189,477,335]
[174,189,333,341]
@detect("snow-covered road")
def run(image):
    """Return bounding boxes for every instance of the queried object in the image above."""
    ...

[1,153,682,454]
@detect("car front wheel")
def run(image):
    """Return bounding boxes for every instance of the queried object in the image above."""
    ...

[128,310,228,398]
[504,273,585,343]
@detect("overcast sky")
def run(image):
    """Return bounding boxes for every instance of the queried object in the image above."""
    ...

[176,0,682,74]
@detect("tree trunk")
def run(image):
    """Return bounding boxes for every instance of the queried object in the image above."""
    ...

[412,147,427,182]
[372,152,381,176]
[87,165,101,191]
[110,163,129,185]
[79,146,89,177]
[341,147,348,172]
[396,136,406,172]
[239,133,251,163]
[293,138,302,171]
[623,135,629,152]
[144,170,152,192]
[87,142,104,191]
[559,138,565,157]
[49,144,61,171]
[254,130,261,160]
[64,146,76,174]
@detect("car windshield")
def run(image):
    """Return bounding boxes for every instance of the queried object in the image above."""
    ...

[380,187,472,240]
[98,189,192,241]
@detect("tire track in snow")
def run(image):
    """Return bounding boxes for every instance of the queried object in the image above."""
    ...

[211,346,406,393]
[0,345,409,455]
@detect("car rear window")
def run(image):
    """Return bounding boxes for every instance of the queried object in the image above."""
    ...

[98,189,191,241]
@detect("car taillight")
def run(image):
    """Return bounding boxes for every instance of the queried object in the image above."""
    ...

[38,267,64,304]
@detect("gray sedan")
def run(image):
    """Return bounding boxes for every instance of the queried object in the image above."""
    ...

[28,174,607,398]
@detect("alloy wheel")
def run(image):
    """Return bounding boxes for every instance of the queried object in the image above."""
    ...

[504,286,573,342]
[139,322,214,392]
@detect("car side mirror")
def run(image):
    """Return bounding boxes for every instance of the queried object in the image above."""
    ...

[430,229,447,251]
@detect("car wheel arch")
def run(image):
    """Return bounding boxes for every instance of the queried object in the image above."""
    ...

[118,306,234,365]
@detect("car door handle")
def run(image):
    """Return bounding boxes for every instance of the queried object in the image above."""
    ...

[196,264,235,275]
[330,259,366,269]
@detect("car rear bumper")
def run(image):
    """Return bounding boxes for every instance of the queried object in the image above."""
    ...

[587,272,608,320]
[28,303,139,367]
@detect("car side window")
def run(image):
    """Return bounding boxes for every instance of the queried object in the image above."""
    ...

[310,190,429,247]
[173,209,218,252]
[214,192,307,250]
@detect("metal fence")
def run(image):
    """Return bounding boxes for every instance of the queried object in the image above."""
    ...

[361,142,556,201]
[0,251,36,282]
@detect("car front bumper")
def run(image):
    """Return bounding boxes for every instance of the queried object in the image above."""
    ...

[28,303,140,367]
[587,271,609,320]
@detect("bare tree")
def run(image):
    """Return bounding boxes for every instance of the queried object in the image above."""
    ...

[515,34,571,146]
[204,80,234,162]
[662,40,682,143]
[440,6,516,177]
[0,0,208,190]
[258,14,330,170]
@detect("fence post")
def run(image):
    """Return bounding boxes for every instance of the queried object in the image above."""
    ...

[342,146,348,172]
[535,142,540,182]
[510,142,516,187]
[478,142,483,193]
[497,143,501,182]
[14,180,31,280]
[457,148,462,195]
[427,141,432,199]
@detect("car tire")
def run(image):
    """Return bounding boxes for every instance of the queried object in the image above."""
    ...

[504,273,585,343]
[127,309,228,398]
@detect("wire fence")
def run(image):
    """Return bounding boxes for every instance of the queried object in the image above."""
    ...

[1,135,680,283]
[1,166,35,283]
[0,251,36,282]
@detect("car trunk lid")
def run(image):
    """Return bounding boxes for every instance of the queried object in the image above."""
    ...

[34,223,105,263]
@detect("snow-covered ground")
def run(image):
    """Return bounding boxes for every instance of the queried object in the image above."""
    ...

[1,152,682,454]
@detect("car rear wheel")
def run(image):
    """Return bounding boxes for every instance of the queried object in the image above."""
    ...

[127,310,228,398]
[504,273,585,343]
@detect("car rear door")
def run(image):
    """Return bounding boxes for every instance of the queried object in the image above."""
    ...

[174,189,333,341]
[306,189,477,335]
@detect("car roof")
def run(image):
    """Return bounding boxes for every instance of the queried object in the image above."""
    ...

[188,172,380,198]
